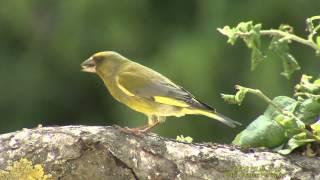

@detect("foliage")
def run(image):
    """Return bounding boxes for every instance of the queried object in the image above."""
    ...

[176,135,193,143]
[220,16,320,155]
[269,25,301,79]
[218,16,320,79]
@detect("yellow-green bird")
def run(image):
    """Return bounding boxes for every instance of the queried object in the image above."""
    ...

[81,51,241,133]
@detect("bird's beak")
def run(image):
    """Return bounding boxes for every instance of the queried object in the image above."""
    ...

[81,57,96,73]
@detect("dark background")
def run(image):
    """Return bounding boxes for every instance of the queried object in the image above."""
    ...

[1,0,319,143]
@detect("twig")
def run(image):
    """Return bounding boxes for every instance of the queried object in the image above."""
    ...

[217,27,320,53]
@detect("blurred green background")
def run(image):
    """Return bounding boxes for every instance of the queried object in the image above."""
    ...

[1,0,319,143]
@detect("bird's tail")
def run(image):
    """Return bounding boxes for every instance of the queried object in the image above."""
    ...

[183,109,241,128]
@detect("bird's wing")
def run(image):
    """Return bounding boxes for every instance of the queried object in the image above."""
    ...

[116,64,213,110]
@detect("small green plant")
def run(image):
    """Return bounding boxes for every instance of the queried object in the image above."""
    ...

[176,135,193,143]
[219,16,320,155]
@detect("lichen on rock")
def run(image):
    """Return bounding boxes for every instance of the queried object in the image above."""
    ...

[0,158,52,180]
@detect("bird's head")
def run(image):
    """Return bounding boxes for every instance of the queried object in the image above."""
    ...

[81,51,127,73]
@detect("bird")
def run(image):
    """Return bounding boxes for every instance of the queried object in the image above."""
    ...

[81,51,241,133]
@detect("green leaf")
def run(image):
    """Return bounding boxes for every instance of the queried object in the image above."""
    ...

[221,85,249,105]
[221,94,238,105]
[217,26,239,45]
[311,122,320,137]
[269,26,300,79]
[235,86,249,105]
[280,54,300,79]
[263,96,297,119]
[232,96,297,148]
[314,79,320,86]
[219,21,266,70]
[296,75,320,94]
[251,48,265,71]
[232,115,286,148]
[233,95,320,154]
[316,36,320,48]
[239,22,265,70]
[277,132,316,155]
[264,96,307,138]
[297,98,320,125]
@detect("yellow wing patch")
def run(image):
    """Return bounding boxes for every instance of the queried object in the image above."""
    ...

[154,96,190,107]
[116,77,135,96]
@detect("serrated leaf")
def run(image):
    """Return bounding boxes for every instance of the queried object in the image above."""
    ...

[295,75,320,95]
[221,86,249,105]
[221,94,238,105]
[217,26,239,45]
[234,86,249,105]
[219,21,266,70]
[237,21,253,33]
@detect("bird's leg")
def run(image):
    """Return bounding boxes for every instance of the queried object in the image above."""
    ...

[139,115,165,133]
[121,118,151,133]
[139,118,159,133]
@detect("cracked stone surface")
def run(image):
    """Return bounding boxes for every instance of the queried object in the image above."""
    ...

[0,125,319,179]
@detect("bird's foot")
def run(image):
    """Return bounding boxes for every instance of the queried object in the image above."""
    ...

[119,126,150,137]
[117,121,159,136]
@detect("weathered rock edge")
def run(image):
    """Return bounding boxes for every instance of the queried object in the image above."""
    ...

[0,125,319,180]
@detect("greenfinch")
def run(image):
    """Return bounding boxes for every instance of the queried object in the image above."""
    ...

[81,51,241,133]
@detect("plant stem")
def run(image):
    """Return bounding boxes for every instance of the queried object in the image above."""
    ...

[235,29,320,53]
[308,15,320,21]
[294,92,320,99]
[235,85,300,121]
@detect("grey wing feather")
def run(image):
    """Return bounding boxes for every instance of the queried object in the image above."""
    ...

[117,64,211,110]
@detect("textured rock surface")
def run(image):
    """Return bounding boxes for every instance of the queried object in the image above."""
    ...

[0,125,319,179]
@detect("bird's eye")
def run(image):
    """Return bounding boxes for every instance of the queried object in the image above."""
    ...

[93,55,104,62]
